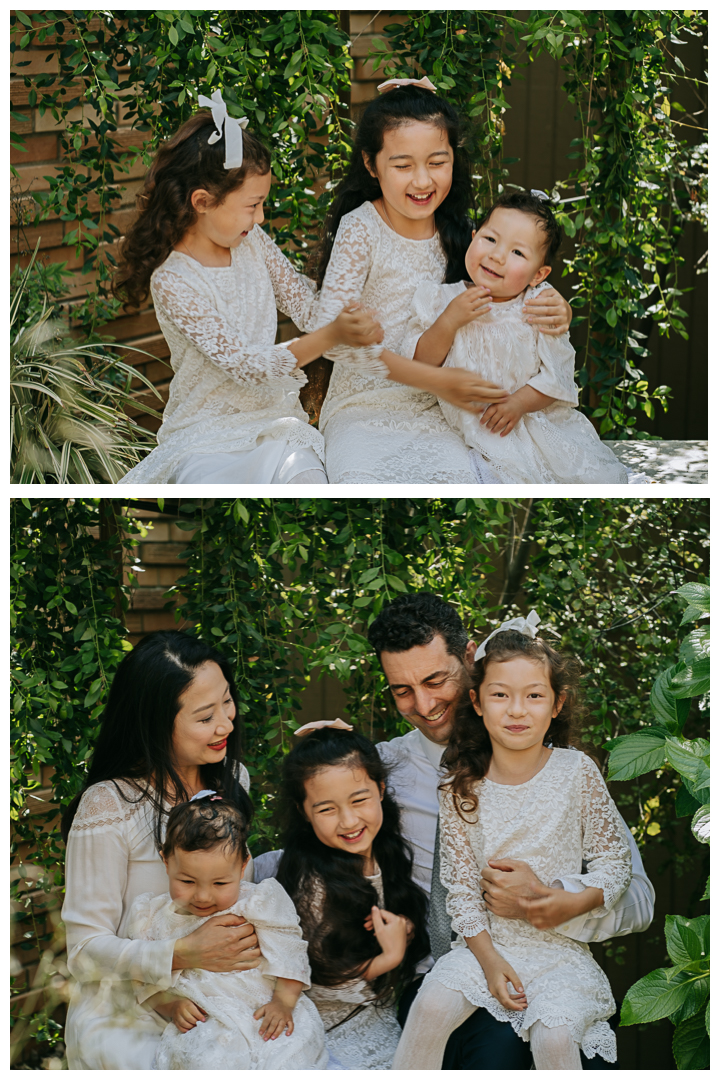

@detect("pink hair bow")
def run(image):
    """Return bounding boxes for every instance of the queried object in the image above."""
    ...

[294,718,354,738]
[377,76,437,95]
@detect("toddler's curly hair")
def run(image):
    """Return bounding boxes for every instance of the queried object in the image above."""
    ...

[162,793,249,863]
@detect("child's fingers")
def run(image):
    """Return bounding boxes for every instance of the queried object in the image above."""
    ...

[285,1017,294,1036]
[253,1004,267,1021]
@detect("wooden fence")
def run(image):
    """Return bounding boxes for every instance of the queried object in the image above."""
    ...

[11,12,707,442]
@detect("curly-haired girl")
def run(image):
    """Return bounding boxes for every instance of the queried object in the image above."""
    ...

[393,614,632,1070]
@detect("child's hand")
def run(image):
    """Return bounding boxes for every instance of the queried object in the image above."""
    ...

[332,303,384,348]
[434,368,509,413]
[254,996,295,1041]
[169,997,207,1033]
[364,912,415,941]
[480,392,526,436]
[523,287,571,336]
[482,952,528,1013]
[442,286,492,332]
[370,906,408,964]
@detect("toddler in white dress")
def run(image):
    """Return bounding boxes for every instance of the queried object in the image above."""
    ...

[393,613,632,1070]
[404,191,629,484]
[128,792,327,1070]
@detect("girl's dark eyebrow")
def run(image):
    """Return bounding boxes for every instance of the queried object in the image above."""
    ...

[312,787,370,808]
[388,150,451,161]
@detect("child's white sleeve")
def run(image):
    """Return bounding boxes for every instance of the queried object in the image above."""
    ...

[569,755,633,914]
[400,282,458,360]
[252,226,318,333]
[527,329,580,406]
[307,213,388,376]
[241,879,312,989]
[126,893,183,1006]
[152,269,307,386]
[438,789,490,939]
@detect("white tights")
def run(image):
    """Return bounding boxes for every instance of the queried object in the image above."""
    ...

[392,983,581,1071]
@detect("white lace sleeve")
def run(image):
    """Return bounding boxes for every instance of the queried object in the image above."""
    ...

[241,878,311,989]
[313,211,388,377]
[524,284,579,406]
[565,756,632,914]
[152,267,306,386]
[252,226,318,332]
[401,281,460,359]
[438,787,490,940]
[62,783,176,989]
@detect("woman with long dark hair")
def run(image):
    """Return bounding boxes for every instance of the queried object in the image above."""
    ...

[61,630,260,1070]
[276,722,430,1069]
[309,81,573,484]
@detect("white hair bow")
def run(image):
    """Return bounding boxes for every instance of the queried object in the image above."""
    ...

[198,89,249,170]
[190,789,221,801]
[294,718,354,738]
[377,76,437,94]
[475,609,551,660]
[530,189,550,201]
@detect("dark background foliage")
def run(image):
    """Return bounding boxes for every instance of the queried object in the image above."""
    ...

[11,497,709,1067]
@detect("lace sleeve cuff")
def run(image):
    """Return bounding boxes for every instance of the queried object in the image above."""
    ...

[323,343,389,377]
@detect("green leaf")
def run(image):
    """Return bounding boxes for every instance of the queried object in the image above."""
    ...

[168,24,179,46]
[64,598,78,615]
[678,625,709,665]
[690,804,709,845]
[620,967,709,1026]
[386,575,407,593]
[668,657,710,698]
[666,914,709,967]
[650,665,690,732]
[675,582,709,613]
[606,307,618,327]
[700,877,709,901]
[672,1012,709,1070]
[675,782,701,818]
[605,729,667,781]
[665,737,710,795]
[232,501,249,526]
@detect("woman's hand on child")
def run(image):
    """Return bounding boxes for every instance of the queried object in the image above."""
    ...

[434,368,509,413]
[442,285,492,332]
[169,997,208,1033]
[481,951,528,1013]
[523,287,572,335]
[172,912,261,972]
[332,303,384,348]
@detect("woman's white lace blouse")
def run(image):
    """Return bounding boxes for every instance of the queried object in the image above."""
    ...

[117,227,325,484]
[425,749,632,1062]
[313,201,477,484]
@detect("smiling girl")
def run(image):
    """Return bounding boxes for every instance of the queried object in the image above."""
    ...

[392,617,632,1070]
[115,95,384,485]
[310,82,573,484]
[276,722,430,1069]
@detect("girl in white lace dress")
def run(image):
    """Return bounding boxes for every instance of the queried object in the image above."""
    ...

[275,721,431,1069]
[393,618,632,1070]
[114,96,384,485]
[129,794,327,1070]
[404,191,629,484]
[310,82,574,483]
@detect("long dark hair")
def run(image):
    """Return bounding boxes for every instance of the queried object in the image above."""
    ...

[61,631,253,847]
[441,630,583,820]
[277,728,429,997]
[113,111,271,309]
[312,85,474,286]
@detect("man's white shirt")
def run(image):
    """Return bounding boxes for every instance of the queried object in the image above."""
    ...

[377,728,654,945]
